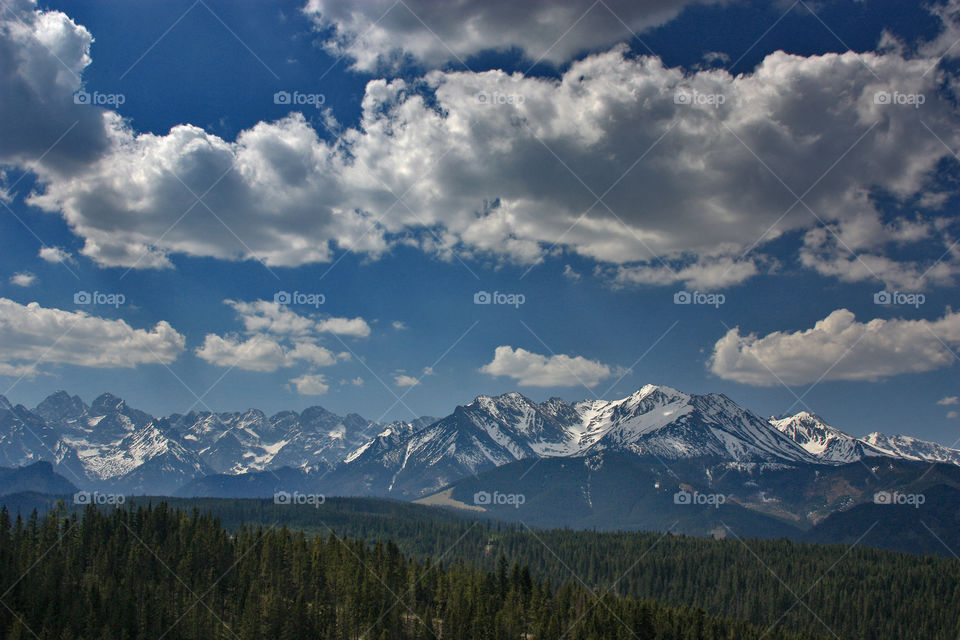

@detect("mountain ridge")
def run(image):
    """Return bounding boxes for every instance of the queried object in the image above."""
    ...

[2,386,958,499]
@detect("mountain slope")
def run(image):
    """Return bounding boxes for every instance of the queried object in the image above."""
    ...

[771,412,960,467]
[0,461,76,496]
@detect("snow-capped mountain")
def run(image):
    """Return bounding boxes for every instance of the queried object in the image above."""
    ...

[771,412,960,466]
[334,385,817,497]
[4,387,960,498]
[168,405,379,475]
[770,412,884,463]
[331,394,565,497]
[861,432,960,466]
[0,391,404,493]
[572,385,814,463]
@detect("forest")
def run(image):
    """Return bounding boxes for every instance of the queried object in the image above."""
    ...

[0,502,822,640]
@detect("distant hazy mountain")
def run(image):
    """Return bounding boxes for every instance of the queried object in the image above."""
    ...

[0,461,76,496]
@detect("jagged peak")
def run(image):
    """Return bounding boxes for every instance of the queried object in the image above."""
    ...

[91,392,126,414]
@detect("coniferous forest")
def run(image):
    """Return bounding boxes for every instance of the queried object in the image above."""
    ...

[0,503,824,640]
[1,497,959,639]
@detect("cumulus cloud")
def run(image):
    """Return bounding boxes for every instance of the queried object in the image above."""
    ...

[5,1,960,292]
[0,297,184,376]
[10,272,36,287]
[937,396,959,405]
[303,0,720,71]
[194,334,343,372]
[225,299,371,338]
[799,215,960,291]
[0,0,109,174]
[392,320,407,330]
[480,345,615,387]
[37,246,74,264]
[289,373,329,395]
[394,374,419,387]
[197,300,361,372]
[710,308,960,386]
[315,316,371,338]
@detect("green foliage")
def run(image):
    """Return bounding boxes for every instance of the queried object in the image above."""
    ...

[130,496,960,640]
[0,503,815,640]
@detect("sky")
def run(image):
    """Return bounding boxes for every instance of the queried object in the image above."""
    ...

[0,0,959,444]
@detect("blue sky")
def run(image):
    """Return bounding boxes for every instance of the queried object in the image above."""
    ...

[1,0,959,444]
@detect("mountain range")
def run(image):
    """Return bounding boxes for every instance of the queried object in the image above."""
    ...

[2,385,959,536]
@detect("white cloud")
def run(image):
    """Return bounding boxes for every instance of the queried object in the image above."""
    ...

[37,246,74,264]
[392,320,407,330]
[10,272,36,287]
[225,299,371,338]
[562,264,582,282]
[5,2,960,292]
[0,297,184,375]
[315,316,371,337]
[289,373,329,395]
[608,255,763,290]
[303,0,718,71]
[480,345,615,387]
[0,0,109,174]
[226,299,315,335]
[948,410,960,419]
[710,308,960,386]
[799,216,960,291]
[198,300,360,372]
[937,396,959,405]
[394,374,419,387]
[350,376,363,386]
[194,334,344,372]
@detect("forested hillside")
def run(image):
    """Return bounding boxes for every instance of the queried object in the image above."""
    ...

[0,503,819,640]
